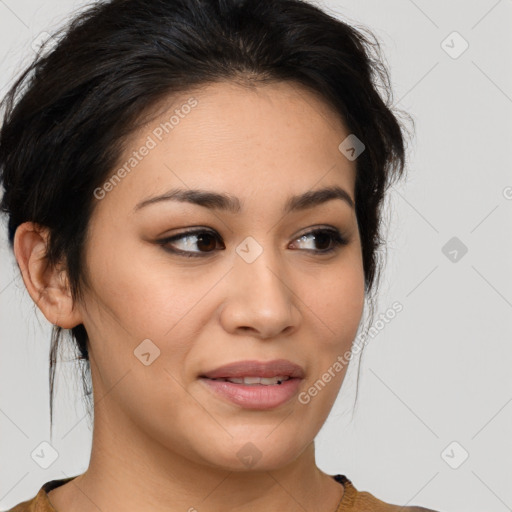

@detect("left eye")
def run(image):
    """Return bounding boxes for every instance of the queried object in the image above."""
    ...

[157,228,347,258]
[291,228,348,254]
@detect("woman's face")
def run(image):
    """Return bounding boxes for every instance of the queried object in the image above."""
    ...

[79,80,365,471]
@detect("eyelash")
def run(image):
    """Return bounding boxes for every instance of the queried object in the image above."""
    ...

[156,227,348,258]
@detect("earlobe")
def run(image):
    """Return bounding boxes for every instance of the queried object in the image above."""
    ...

[13,222,83,329]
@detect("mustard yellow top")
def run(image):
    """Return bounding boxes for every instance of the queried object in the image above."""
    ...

[5,473,440,511]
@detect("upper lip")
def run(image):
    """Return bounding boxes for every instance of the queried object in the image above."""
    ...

[200,359,305,379]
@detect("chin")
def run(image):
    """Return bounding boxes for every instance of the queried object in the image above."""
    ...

[196,434,310,473]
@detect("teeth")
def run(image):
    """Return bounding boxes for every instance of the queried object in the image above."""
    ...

[223,376,291,385]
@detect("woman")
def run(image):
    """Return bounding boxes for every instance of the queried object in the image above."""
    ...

[1,0,438,510]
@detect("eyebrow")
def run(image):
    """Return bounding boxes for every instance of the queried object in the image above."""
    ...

[133,185,354,214]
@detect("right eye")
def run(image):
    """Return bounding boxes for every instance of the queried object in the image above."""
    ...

[157,229,225,258]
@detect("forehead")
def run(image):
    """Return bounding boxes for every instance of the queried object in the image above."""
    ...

[93,80,356,216]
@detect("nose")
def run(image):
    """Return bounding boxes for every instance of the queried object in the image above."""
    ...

[219,244,301,339]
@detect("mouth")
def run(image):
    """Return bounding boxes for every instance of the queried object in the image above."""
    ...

[199,359,305,409]
[200,358,305,380]
[206,375,292,385]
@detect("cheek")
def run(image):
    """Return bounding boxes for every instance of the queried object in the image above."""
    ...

[297,251,365,409]
[307,254,365,341]
[83,225,204,341]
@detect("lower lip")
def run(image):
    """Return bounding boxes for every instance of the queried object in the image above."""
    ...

[200,377,302,409]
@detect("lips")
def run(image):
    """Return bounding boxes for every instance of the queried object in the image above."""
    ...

[215,376,291,385]
[200,359,305,380]
[199,359,304,409]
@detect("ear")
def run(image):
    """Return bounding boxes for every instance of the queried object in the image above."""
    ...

[13,222,83,329]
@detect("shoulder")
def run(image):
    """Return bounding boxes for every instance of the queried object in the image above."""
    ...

[334,474,441,512]
[6,473,442,512]
[3,475,78,512]
[4,493,40,512]
[3,490,42,512]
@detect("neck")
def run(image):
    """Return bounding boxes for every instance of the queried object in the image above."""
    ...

[52,402,344,512]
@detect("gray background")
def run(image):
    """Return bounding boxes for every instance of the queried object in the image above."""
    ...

[1,1,511,511]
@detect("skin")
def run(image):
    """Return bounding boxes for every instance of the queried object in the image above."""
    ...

[14,80,365,512]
